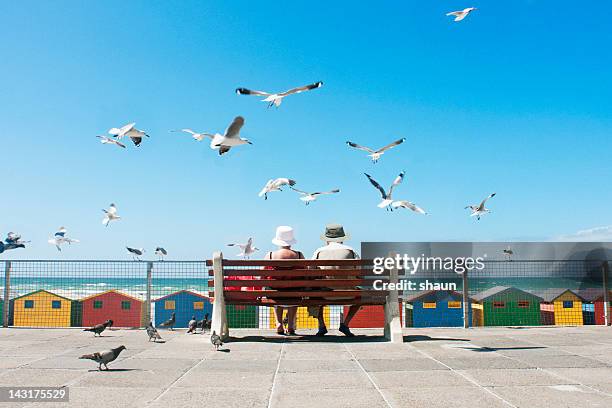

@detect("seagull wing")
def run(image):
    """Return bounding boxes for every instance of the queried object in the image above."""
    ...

[446,11,463,17]
[364,173,387,199]
[311,189,340,196]
[224,116,245,139]
[290,186,309,195]
[235,88,271,97]
[477,193,496,210]
[114,139,126,148]
[279,81,323,96]
[346,141,375,154]
[130,136,143,147]
[375,138,406,153]
[180,129,196,135]
[393,200,427,215]
[388,171,405,196]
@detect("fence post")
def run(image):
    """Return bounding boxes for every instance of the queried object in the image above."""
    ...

[145,262,153,326]
[462,269,469,329]
[3,261,10,328]
[603,261,610,326]
[384,253,403,343]
[210,252,229,340]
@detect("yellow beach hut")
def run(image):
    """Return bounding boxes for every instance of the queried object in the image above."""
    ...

[11,289,73,327]
[542,289,584,326]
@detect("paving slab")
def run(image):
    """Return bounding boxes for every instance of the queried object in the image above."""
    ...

[368,370,472,388]
[380,385,509,408]
[492,384,612,407]
[270,388,388,408]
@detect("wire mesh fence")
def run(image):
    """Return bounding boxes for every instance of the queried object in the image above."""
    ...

[1,259,610,329]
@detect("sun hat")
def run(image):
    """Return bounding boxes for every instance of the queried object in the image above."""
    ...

[320,224,350,242]
[272,226,297,247]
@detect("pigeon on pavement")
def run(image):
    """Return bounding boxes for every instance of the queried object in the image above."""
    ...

[79,345,126,370]
[211,330,223,351]
[159,312,175,330]
[83,319,113,336]
[146,321,162,342]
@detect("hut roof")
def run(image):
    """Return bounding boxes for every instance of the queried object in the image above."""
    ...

[537,289,584,303]
[80,289,144,303]
[12,289,73,302]
[472,286,543,302]
[153,289,211,302]
[404,289,473,303]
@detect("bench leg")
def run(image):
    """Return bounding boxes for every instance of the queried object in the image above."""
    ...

[211,251,229,341]
[384,259,403,343]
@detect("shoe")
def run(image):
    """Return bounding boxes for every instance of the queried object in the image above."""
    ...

[287,329,297,336]
[338,323,355,337]
[315,327,328,337]
[276,326,285,335]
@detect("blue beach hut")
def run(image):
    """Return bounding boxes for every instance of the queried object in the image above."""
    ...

[153,290,212,328]
[406,290,471,327]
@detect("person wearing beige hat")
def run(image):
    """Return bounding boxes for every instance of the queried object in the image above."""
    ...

[311,224,360,337]
[265,226,304,335]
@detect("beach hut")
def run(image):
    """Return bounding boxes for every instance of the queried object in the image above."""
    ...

[576,289,611,325]
[154,290,212,328]
[10,290,74,327]
[594,292,611,325]
[472,286,542,326]
[227,304,258,328]
[405,290,471,328]
[341,302,403,328]
[541,289,584,326]
[81,290,145,328]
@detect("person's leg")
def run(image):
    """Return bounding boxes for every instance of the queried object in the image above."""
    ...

[274,306,285,334]
[286,306,298,334]
[316,306,328,336]
[339,305,360,336]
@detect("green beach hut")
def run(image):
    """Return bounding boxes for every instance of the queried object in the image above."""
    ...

[473,286,543,326]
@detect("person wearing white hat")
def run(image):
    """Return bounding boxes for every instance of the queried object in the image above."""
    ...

[265,226,304,335]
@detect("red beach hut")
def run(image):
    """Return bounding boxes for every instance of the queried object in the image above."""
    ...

[81,290,145,328]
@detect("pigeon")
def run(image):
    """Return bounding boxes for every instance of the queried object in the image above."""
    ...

[364,171,405,211]
[187,316,197,334]
[146,321,162,342]
[390,200,428,215]
[258,178,297,200]
[159,312,175,330]
[465,193,496,220]
[290,187,340,205]
[227,238,258,259]
[102,204,120,227]
[155,247,167,261]
[48,227,79,251]
[126,247,145,261]
[210,330,223,351]
[446,7,477,22]
[170,128,208,141]
[503,246,514,261]
[197,313,211,333]
[0,232,28,253]
[235,81,323,108]
[346,138,405,163]
[83,319,113,336]
[79,345,126,371]
[108,122,149,147]
[96,136,126,149]
[206,116,252,155]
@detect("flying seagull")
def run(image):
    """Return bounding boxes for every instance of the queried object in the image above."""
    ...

[155,247,167,261]
[146,321,163,342]
[79,345,126,371]
[170,128,207,141]
[0,232,28,253]
[258,178,296,200]
[159,312,176,330]
[503,246,514,261]
[227,237,259,259]
[83,319,113,336]
[364,171,405,211]
[108,122,149,147]
[290,187,340,205]
[187,316,197,334]
[210,330,223,351]
[390,200,428,215]
[465,193,496,220]
[126,247,145,261]
[48,227,80,251]
[235,81,323,108]
[102,204,120,227]
[346,138,406,163]
[446,7,476,22]
[207,116,251,155]
[96,136,126,149]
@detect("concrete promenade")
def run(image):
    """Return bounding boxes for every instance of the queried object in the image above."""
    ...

[0,326,611,407]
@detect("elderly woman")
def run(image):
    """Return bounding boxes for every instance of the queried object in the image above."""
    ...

[264,226,304,335]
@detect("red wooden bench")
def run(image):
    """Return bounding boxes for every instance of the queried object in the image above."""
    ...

[206,251,403,342]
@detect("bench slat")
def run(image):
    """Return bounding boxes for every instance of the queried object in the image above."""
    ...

[206,259,372,267]
[225,298,387,306]
[225,289,386,298]
[215,279,373,288]
[208,269,385,277]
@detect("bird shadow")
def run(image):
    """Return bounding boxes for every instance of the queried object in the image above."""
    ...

[88,368,143,372]
[217,349,231,353]
[403,335,470,343]
[151,340,167,344]
[227,334,388,344]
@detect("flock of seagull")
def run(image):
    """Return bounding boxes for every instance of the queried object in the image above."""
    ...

[0,6,491,259]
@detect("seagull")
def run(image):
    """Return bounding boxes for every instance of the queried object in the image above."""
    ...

[258,178,296,200]
[235,81,323,108]
[346,138,406,163]
[503,246,514,261]
[159,312,175,330]
[465,193,496,220]
[187,316,197,334]
[146,321,163,342]
[83,319,113,336]
[364,171,405,211]
[207,116,252,155]
[227,237,259,259]
[0,232,28,253]
[126,247,145,261]
[390,200,428,215]
[155,247,167,261]
[108,122,149,147]
[79,345,126,371]
[48,227,79,251]
[210,330,223,351]
[102,204,120,227]
[446,7,476,22]
[290,187,340,205]
[170,128,207,142]
[96,136,126,149]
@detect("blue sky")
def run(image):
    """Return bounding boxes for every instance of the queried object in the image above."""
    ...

[1,1,611,260]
